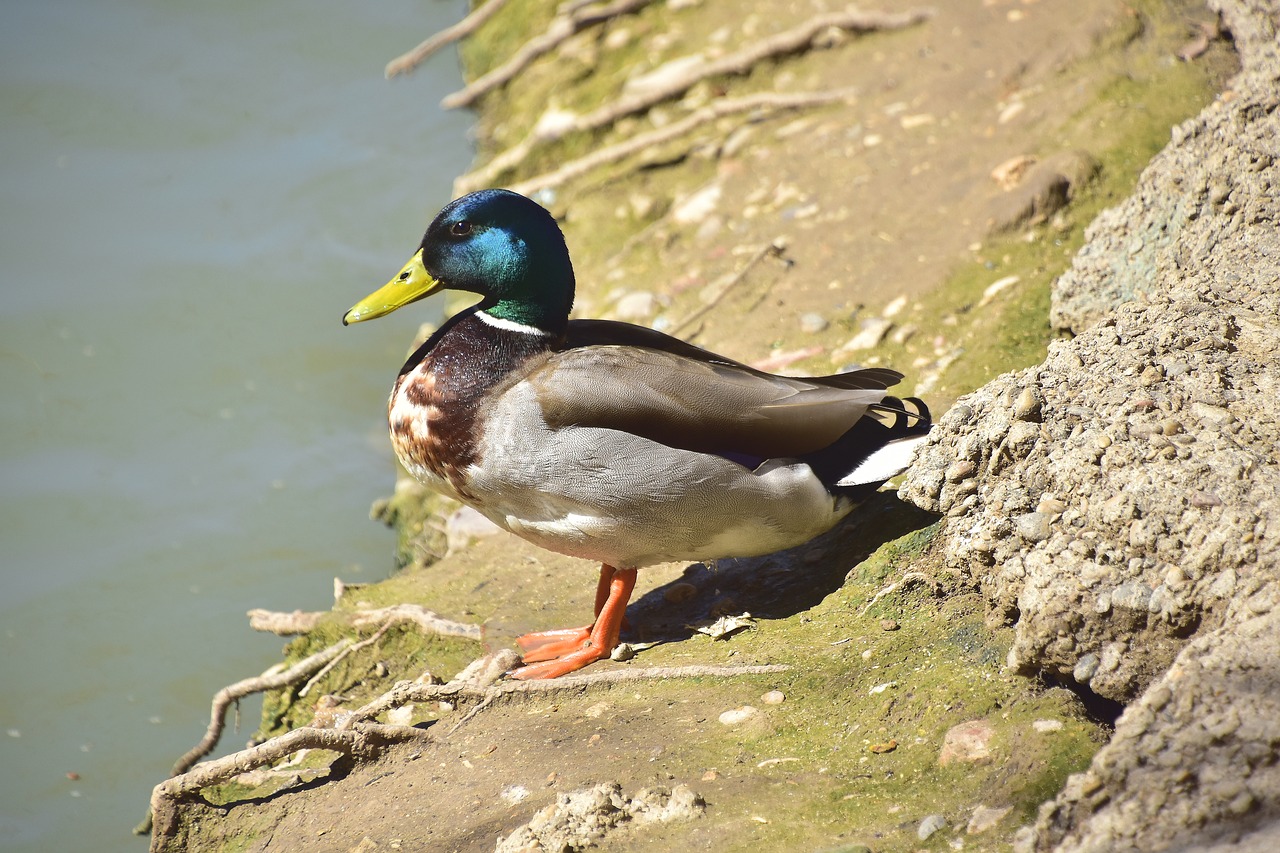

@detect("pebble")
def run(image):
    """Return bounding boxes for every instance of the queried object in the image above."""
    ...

[967,804,1012,834]
[671,183,721,224]
[501,785,530,805]
[839,317,893,351]
[799,312,829,333]
[938,719,995,765]
[761,690,786,705]
[718,706,758,725]
[1014,385,1043,421]
[918,813,947,840]
[879,619,900,631]
[1033,719,1064,733]
[1015,511,1053,542]
[613,291,658,320]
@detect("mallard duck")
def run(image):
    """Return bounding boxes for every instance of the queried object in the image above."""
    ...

[345,189,930,679]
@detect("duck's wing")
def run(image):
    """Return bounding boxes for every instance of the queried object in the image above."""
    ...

[526,321,901,459]
[566,319,903,390]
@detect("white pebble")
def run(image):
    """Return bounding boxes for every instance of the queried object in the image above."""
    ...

[718,706,759,725]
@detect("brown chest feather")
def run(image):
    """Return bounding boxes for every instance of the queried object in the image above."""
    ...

[387,310,554,496]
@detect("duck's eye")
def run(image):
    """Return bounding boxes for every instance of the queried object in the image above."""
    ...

[449,220,472,237]
[397,271,411,281]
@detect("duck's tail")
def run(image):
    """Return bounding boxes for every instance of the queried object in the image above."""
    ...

[804,396,932,494]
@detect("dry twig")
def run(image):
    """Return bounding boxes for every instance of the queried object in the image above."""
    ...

[442,0,657,109]
[457,6,932,190]
[670,240,788,335]
[385,0,513,79]
[508,88,856,196]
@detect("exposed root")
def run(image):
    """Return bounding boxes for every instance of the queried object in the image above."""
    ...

[442,0,657,109]
[507,88,856,197]
[147,722,431,852]
[246,608,323,635]
[144,638,788,848]
[346,654,792,735]
[133,639,352,836]
[384,0,512,79]
[247,603,482,640]
[456,6,932,191]
[299,619,397,698]
[141,606,481,835]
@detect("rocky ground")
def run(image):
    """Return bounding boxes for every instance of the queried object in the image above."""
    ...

[902,1,1280,848]
[147,0,1279,851]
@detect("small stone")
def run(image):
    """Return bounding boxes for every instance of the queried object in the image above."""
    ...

[385,705,414,726]
[869,739,898,754]
[1015,512,1053,542]
[718,706,758,725]
[1032,719,1064,733]
[501,785,531,805]
[838,317,893,351]
[918,813,947,840]
[1073,654,1100,682]
[798,312,829,333]
[1013,386,1042,421]
[939,719,995,766]
[613,291,658,320]
[879,619,900,631]
[1036,496,1066,515]
[945,460,976,483]
[671,182,721,224]
[761,690,786,705]
[967,804,1012,834]
[701,769,719,781]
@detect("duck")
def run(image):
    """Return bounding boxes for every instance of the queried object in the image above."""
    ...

[344,189,930,679]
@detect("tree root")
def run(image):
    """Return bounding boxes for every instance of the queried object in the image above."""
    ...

[147,722,432,852]
[442,0,658,110]
[456,6,933,191]
[139,606,482,836]
[247,602,483,640]
[384,0,512,79]
[133,639,352,836]
[507,88,857,197]
[142,640,787,846]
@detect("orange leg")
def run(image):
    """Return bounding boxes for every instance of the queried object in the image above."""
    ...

[511,565,637,680]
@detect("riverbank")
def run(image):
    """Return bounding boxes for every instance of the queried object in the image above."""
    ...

[146,1,1268,850]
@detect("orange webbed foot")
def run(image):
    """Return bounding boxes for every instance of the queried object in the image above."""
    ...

[516,626,592,662]
[509,565,637,680]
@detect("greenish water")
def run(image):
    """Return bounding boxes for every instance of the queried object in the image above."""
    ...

[0,1,473,849]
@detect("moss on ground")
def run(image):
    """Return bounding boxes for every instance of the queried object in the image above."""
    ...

[166,1,1236,849]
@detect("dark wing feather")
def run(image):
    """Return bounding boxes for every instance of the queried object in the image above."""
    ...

[565,319,903,390]
[529,321,901,458]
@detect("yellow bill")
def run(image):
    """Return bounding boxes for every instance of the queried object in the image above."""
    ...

[343,249,443,325]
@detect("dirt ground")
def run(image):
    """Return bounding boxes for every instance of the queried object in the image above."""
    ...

[149,1,1243,851]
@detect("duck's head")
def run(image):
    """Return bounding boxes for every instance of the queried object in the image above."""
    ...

[344,189,576,333]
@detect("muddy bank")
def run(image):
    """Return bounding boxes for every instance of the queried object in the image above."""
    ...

[145,0,1263,850]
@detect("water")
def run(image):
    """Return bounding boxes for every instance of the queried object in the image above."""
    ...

[0,1,474,849]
